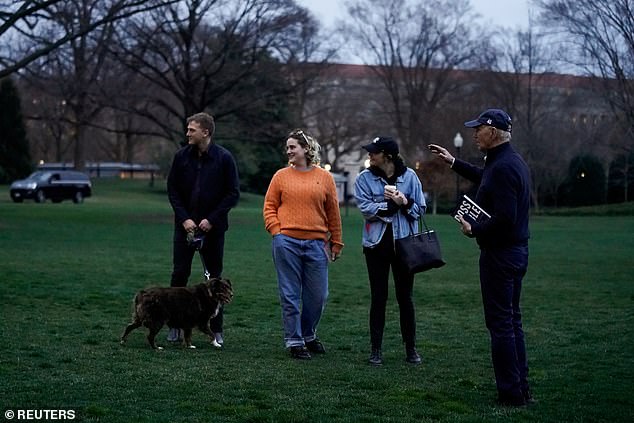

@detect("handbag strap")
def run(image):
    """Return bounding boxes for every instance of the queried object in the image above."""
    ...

[406,213,430,234]
[393,182,430,234]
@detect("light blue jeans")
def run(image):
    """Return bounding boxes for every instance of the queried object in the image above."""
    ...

[272,234,329,348]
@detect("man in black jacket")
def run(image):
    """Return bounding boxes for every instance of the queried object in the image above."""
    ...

[428,108,533,406]
[167,112,240,346]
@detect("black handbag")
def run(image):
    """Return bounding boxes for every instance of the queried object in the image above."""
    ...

[395,215,446,274]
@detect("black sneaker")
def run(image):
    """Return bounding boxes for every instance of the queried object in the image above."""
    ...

[305,339,326,354]
[368,348,383,366]
[523,388,537,405]
[497,392,526,407]
[405,347,422,365]
[289,346,312,360]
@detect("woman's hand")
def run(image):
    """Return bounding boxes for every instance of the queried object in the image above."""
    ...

[384,187,408,206]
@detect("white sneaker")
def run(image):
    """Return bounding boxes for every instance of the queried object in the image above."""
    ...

[211,332,223,348]
[166,328,182,342]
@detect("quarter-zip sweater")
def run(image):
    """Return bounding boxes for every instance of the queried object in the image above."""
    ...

[452,142,530,248]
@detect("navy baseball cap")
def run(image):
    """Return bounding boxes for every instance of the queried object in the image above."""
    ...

[362,136,399,155]
[464,109,513,133]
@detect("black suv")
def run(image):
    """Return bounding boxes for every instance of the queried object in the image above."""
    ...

[10,170,92,203]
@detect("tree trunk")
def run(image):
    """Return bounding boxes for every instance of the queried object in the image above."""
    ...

[624,157,630,202]
[73,123,85,171]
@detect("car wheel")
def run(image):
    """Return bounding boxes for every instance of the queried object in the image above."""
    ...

[12,197,23,203]
[35,190,46,203]
[73,191,84,203]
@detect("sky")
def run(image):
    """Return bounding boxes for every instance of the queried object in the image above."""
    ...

[296,0,531,31]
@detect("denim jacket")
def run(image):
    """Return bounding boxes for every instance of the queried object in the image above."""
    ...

[354,166,426,248]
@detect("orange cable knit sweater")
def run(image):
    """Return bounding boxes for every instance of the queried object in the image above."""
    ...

[263,166,343,254]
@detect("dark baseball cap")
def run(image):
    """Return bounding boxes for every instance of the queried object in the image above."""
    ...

[464,109,513,133]
[362,136,399,155]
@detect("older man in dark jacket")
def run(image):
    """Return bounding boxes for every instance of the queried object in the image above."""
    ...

[429,108,533,407]
[167,112,240,346]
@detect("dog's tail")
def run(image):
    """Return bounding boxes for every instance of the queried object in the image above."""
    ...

[130,290,143,319]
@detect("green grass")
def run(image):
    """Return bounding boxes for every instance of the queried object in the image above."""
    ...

[537,201,634,216]
[1,179,633,422]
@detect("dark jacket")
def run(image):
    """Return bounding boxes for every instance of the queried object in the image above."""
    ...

[167,143,240,233]
[452,142,530,249]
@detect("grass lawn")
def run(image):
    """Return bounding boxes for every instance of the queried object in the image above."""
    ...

[1,179,633,422]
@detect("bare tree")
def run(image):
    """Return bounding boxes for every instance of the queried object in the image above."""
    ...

[302,66,392,172]
[21,0,138,170]
[536,0,634,201]
[484,22,566,211]
[341,0,492,159]
[23,93,73,162]
[311,94,384,172]
[94,59,166,163]
[109,0,320,145]
[0,0,178,79]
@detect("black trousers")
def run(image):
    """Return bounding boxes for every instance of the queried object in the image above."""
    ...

[363,226,416,349]
[171,227,225,333]
[479,245,529,399]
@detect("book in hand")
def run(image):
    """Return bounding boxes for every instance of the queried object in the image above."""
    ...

[451,194,491,225]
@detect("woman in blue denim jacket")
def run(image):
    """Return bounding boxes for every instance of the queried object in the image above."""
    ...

[353,136,426,366]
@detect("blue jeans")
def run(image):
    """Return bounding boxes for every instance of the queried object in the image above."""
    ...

[479,245,529,399]
[272,234,329,348]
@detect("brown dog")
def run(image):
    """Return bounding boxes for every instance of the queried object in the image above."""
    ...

[120,278,233,350]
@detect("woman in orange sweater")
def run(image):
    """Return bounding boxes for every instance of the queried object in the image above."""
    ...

[263,129,344,360]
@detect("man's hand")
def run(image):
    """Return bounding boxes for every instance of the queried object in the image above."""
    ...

[199,218,213,232]
[428,144,455,165]
[182,219,197,233]
[458,216,473,237]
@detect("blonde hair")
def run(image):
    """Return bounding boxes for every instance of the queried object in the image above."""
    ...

[288,129,321,166]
